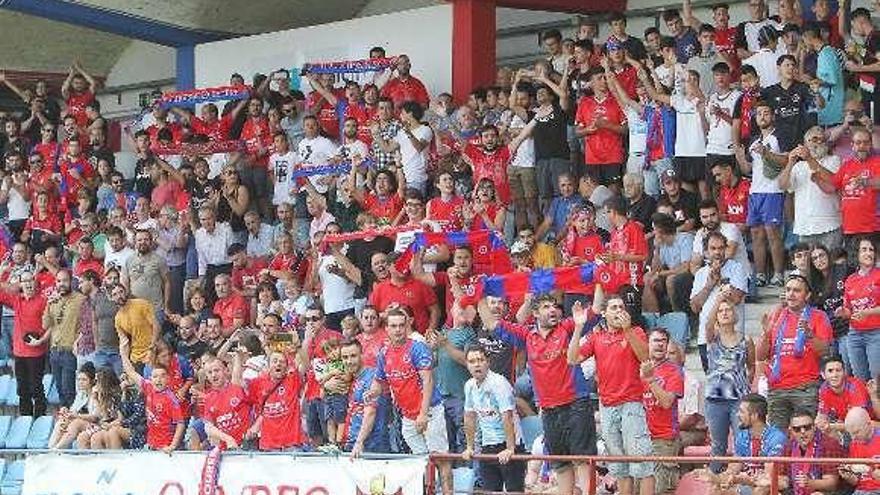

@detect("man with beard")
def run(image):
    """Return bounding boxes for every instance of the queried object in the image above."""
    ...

[342,338,391,456]
[413,246,482,327]
[480,294,598,495]
[42,270,87,407]
[841,407,880,493]
[112,283,160,375]
[237,315,309,451]
[379,55,430,110]
[122,229,171,318]
[757,274,832,429]
[779,127,844,251]
[690,200,751,276]
[775,408,844,495]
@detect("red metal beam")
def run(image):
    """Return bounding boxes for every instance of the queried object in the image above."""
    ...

[496,0,625,13]
[452,0,497,102]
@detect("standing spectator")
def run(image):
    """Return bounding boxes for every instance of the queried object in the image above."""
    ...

[743,25,783,88]
[705,63,740,168]
[778,127,843,251]
[368,263,440,336]
[575,67,627,190]
[688,26,727,97]
[462,344,526,494]
[91,268,122,375]
[155,206,188,316]
[529,68,572,212]
[542,29,568,75]
[658,169,700,232]
[535,174,585,242]
[194,206,234,306]
[202,356,252,449]
[112,283,159,375]
[341,338,391,456]
[380,55,430,110]
[845,8,880,124]
[607,12,648,61]
[378,102,433,193]
[123,229,170,318]
[690,232,749,369]
[212,274,248,337]
[641,328,685,495]
[0,271,48,416]
[803,22,844,127]
[369,309,453,494]
[479,294,597,495]
[43,270,86,407]
[61,60,98,127]
[736,100,787,287]
[670,69,710,198]
[757,274,832,428]
[300,306,342,446]
[663,9,700,63]
[837,238,880,383]
[568,293,655,495]
[603,196,649,294]
[761,55,823,152]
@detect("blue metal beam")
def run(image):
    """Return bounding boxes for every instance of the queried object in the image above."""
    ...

[176,45,195,90]
[0,0,235,46]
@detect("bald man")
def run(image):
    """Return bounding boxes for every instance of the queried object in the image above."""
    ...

[841,407,880,493]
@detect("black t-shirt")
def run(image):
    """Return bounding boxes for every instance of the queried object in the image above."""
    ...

[628,194,658,233]
[186,177,218,210]
[347,237,394,299]
[761,82,816,152]
[620,36,648,62]
[133,156,155,198]
[475,328,516,381]
[661,189,700,229]
[532,102,570,160]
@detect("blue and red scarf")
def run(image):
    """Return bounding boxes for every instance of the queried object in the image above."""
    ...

[158,85,251,109]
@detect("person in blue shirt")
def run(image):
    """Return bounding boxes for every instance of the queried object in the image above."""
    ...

[803,22,844,127]
[341,338,390,457]
[700,393,787,494]
[535,173,586,242]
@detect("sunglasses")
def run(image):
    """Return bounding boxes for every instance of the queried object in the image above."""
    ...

[304,315,322,322]
[791,424,813,432]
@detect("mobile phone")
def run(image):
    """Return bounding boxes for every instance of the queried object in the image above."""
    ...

[267,332,295,352]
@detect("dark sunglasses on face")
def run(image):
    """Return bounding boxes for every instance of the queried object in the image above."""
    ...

[791,424,813,432]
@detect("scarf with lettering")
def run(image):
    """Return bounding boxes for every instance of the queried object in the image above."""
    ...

[158,85,251,109]
[303,57,397,75]
[393,230,512,275]
[198,445,223,495]
[153,139,245,156]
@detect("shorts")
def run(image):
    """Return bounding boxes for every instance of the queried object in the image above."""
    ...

[508,166,538,202]
[599,401,654,479]
[673,156,706,184]
[583,163,622,186]
[542,397,597,469]
[535,158,571,200]
[324,393,348,423]
[746,193,785,227]
[305,398,327,440]
[401,403,449,454]
[652,438,681,494]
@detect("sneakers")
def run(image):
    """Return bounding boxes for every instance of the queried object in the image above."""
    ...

[755,273,768,287]
[770,273,785,287]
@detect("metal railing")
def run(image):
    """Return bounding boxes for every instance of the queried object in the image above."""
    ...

[427,453,879,495]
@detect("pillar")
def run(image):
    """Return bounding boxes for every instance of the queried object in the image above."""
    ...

[452,0,497,101]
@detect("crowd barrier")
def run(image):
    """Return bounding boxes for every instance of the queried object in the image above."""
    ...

[427,453,880,495]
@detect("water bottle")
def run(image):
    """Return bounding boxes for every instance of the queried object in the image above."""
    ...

[757,375,769,397]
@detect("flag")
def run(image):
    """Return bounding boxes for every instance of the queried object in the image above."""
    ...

[394,230,512,275]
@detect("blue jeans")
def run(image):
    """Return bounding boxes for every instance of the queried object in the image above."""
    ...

[92,349,123,376]
[834,333,852,376]
[847,329,880,382]
[49,349,77,408]
[443,396,465,453]
[705,398,740,473]
[0,314,12,363]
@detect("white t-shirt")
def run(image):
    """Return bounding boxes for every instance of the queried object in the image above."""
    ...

[788,156,842,236]
[748,132,783,194]
[1,182,29,221]
[395,125,433,187]
[690,259,748,345]
[741,19,780,53]
[297,136,338,194]
[671,92,707,157]
[705,89,741,155]
[509,114,535,169]
[692,222,752,276]
[338,140,370,163]
[104,245,135,271]
[743,48,782,88]
[624,105,648,158]
[269,150,298,206]
[318,254,356,314]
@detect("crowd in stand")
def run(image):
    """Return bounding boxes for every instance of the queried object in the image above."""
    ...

[2,0,880,493]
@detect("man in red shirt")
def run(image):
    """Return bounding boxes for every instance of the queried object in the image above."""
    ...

[368,262,440,335]
[306,73,342,139]
[603,196,649,294]
[121,345,185,452]
[478,293,598,495]
[57,137,95,211]
[842,407,880,492]
[462,117,542,207]
[758,274,833,429]
[413,245,481,327]
[813,127,880,252]
[575,66,627,189]
[203,356,251,449]
[0,271,48,417]
[171,102,234,142]
[240,314,309,451]
[710,159,750,228]
[640,328,684,495]
[228,243,268,297]
[817,355,873,439]
[351,168,405,226]
[73,238,104,282]
[212,274,248,337]
[380,55,430,110]
[569,290,655,495]
[61,61,98,127]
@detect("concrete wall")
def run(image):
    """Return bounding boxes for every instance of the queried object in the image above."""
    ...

[194,5,454,97]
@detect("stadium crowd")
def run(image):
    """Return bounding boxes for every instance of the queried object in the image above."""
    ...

[2,0,880,493]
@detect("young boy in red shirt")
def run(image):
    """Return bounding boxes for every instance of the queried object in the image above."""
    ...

[121,342,185,453]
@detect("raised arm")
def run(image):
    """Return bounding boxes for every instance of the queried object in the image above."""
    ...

[305,73,339,107]
[74,60,99,92]
[682,0,703,30]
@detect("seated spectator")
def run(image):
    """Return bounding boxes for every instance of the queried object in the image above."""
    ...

[76,368,123,449]
[535,173,585,242]
[48,362,97,449]
[643,212,694,314]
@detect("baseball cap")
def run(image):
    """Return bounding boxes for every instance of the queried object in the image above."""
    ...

[661,169,679,183]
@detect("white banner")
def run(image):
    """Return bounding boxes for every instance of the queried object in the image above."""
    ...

[23,452,427,495]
